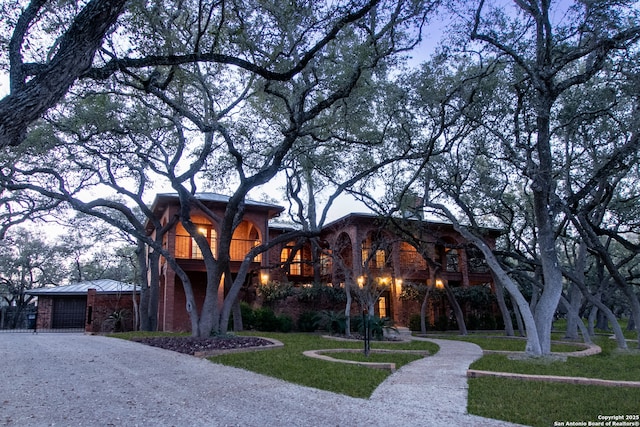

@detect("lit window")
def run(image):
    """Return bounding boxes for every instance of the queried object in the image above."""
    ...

[281,247,301,275]
[191,225,217,259]
[378,297,387,318]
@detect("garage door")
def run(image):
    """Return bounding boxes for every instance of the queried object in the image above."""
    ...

[52,297,87,329]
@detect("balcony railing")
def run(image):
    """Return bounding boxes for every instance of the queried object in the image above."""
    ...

[175,235,261,262]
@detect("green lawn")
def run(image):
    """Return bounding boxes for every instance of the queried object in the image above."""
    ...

[209,332,438,398]
[464,335,640,427]
[468,377,640,427]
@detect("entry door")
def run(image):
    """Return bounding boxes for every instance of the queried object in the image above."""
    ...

[377,291,391,319]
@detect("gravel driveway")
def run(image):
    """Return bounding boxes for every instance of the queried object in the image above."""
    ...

[0,333,522,426]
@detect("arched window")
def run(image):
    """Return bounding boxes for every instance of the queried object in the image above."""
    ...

[174,218,217,259]
[230,220,262,261]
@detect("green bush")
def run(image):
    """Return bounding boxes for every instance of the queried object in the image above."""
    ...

[257,280,294,303]
[240,302,255,330]
[253,307,280,332]
[354,315,395,340]
[314,310,346,334]
[409,314,422,331]
[435,315,449,331]
[277,314,293,333]
[467,313,480,330]
[296,283,346,304]
[480,313,497,330]
[297,311,318,332]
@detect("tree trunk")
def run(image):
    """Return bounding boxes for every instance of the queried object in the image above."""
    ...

[588,305,597,337]
[443,283,467,335]
[232,298,243,331]
[420,286,431,335]
[428,202,543,354]
[560,296,591,345]
[493,273,514,336]
[344,282,352,338]
[566,241,588,339]
[565,284,582,340]
[511,298,525,337]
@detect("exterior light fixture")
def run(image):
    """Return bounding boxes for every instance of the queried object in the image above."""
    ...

[260,273,269,285]
[357,276,365,288]
[435,278,445,289]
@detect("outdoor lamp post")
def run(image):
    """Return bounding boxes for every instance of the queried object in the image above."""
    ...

[362,308,370,357]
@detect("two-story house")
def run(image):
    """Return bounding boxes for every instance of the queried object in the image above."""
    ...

[148,193,499,332]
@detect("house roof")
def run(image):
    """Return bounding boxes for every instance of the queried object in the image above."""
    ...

[26,279,138,296]
[321,212,502,237]
[153,192,284,211]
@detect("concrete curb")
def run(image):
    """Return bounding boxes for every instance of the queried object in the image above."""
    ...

[194,337,284,357]
[302,348,430,372]
[483,341,602,358]
[467,369,640,388]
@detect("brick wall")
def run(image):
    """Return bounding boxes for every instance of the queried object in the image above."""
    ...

[85,289,139,333]
[36,298,53,329]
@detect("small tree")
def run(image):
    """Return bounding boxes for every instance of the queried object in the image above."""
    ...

[0,228,67,327]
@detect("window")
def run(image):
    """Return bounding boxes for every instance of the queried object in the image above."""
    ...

[467,248,489,273]
[361,243,370,267]
[320,252,332,276]
[375,249,386,268]
[174,223,217,259]
[191,225,217,259]
[281,246,301,275]
[378,297,387,318]
[446,249,459,272]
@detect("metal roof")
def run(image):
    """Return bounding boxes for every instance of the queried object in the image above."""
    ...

[26,279,138,296]
[155,192,284,210]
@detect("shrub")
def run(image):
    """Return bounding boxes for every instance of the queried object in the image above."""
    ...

[101,309,131,333]
[435,315,449,331]
[355,315,396,340]
[253,307,280,332]
[240,302,255,330]
[296,283,346,304]
[297,311,318,332]
[480,313,498,330]
[277,314,293,333]
[467,313,480,330]
[314,310,346,334]
[257,280,294,303]
[409,314,422,332]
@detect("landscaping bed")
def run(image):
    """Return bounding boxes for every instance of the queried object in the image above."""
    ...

[131,335,274,356]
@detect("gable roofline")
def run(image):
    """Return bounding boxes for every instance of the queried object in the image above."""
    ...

[149,192,284,214]
[146,192,285,233]
[321,212,502,237]
[26,279,138,296]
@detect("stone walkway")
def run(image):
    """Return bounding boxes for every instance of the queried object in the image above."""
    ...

[371,337,524,426]
[0,333,523,426]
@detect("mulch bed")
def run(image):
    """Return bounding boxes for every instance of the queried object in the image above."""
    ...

[132,335,273,356]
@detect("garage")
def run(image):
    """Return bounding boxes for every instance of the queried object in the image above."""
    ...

[27,279,138,331]
[52,297,87,328]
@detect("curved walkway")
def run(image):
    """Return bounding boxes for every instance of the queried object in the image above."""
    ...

[0,333,523,426]
[371,337,523,426]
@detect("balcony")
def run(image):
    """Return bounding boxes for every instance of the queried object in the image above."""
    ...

[175,235,262,262]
